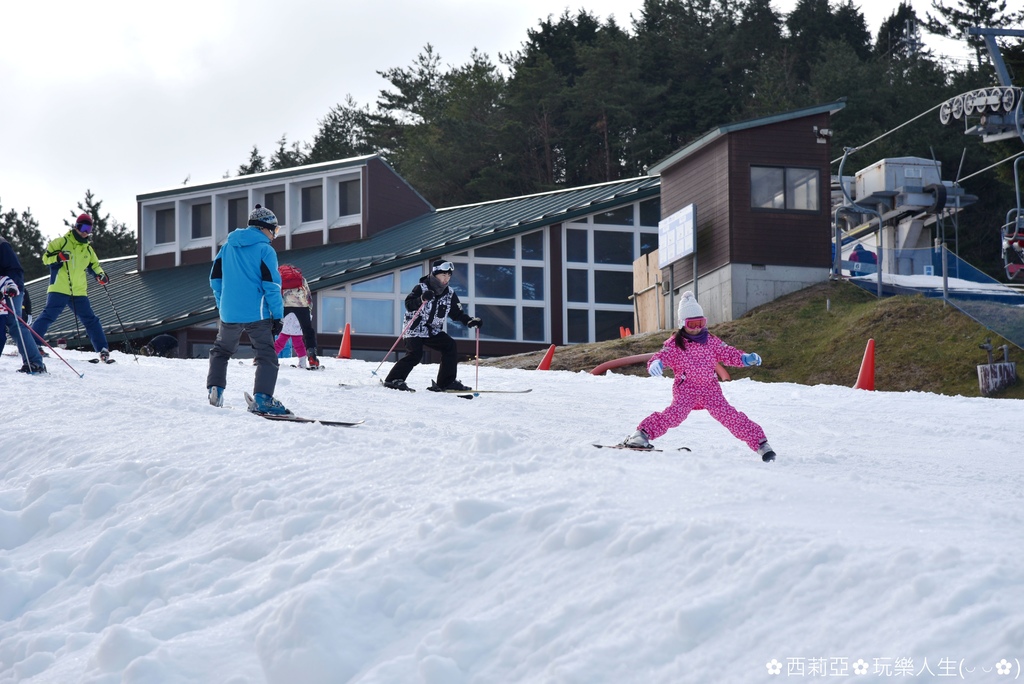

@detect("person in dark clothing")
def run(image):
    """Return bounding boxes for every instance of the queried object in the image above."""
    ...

[383,259,483,392]
[140,333,179,358]
[0,235,46,374]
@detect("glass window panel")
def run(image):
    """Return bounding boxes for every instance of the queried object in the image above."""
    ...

[352,299,394,335]
[567,309,589,343]
[521,231,544,260]
[594,205,634,225]
[191,203,211,239]
[786,168,819,211]
[339,180,360,215]
[594,230,634,264]
[640,198,660,227]
[595,310,633,342]
[566,229,588,262]
[450,263,469,296]
[522,266,544,301]
[453,251,469,257]
[523,307,545,341]
[400,266,422,293]
[751,167,785,209]
[301,185,323,222]
[594,270,633,304]
[475,238,515,259]
[320,297,346,334]
[567,269,588,302]
[475,264,515,299]
[264,191,286,225]
[228,197,247,232]
[475,304,516,340]
[352,272,394,293]
[449,317,468,339]
[155,209,175,244]
[641,232,658,256]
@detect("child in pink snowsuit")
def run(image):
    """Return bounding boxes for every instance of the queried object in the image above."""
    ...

[274,312,308,367]
[622,291,776,462]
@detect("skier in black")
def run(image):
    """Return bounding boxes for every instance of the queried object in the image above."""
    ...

[382,259,482,392]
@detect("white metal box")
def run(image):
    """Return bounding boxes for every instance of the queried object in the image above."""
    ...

[854,157,942,200]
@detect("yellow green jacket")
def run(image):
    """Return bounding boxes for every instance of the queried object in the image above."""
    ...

[42,231,105,296]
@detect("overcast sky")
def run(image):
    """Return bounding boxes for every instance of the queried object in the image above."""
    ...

[1,0,973,241]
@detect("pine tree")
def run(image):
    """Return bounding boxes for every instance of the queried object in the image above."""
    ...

[269,135,307,170]
[307,95,374,164]
[922,0,1024,70]
[0,201,46,281]
[238,145,267,176]
[68,190,137,259]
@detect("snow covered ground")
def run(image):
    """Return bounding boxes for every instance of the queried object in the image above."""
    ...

[2,348,1022,684]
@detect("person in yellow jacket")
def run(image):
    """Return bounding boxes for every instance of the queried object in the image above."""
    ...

[31,213,111,361]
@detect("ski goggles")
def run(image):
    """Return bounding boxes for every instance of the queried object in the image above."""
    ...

[75,222,93,234]
[683,316,707,329]
[432,261,455,274]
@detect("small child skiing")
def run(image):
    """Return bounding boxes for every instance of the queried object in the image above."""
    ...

[274,312,308,367]
[621,291,776,462]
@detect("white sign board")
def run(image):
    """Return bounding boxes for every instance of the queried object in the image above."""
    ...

[657,203,695,269]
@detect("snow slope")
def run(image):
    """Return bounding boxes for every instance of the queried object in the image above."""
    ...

[1,349,1022,683]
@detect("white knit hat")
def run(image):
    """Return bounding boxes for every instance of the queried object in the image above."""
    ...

[676,291,704,324]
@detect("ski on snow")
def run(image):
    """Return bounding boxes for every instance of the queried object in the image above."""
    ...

[592,444,691,453]
[88,358,116,364]
[243,392,363,427]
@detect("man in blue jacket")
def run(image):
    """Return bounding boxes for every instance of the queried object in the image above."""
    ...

[206,204,291,415]
[0,234,47,374]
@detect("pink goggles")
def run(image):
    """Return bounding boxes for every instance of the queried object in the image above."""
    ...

[684,316,707,329]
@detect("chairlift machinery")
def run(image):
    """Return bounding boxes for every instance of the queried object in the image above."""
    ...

[936,28,1024,281]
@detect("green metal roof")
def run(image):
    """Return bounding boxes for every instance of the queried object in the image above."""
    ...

[26,175,660,346]
[647,100,847,176]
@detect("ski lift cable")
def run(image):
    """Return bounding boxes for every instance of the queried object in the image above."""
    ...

[958,149,1024,184]
[830,102,944,165]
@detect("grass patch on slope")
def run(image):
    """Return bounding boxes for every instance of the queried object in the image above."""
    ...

[481,280,1023,398]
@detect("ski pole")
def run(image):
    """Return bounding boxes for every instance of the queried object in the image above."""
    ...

[4,294,31,367]
[475,325,480,391]
[371,299,427,377]
[100,281,138,363]
[0,299,84,378]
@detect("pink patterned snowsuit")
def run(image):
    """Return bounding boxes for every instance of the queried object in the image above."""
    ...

[637,333,767,451]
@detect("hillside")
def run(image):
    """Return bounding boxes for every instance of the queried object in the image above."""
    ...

[482,280,1024,399]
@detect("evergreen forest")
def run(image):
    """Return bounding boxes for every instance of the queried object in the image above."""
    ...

[2,0,1023,281]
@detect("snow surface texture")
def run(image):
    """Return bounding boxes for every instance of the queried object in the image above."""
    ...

[1,349,1022,683]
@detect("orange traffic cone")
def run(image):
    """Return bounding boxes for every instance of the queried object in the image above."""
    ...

[853,338,875,390]
[337,323,352,359]
[536,344,556,371]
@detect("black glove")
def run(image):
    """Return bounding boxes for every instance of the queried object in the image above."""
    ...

[421,289,435,303]
[467,317,482,329]
[271,319,283,337]
[96,272,110,286]
[57,251,71,262]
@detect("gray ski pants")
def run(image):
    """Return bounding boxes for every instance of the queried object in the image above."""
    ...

[206,318,279,397]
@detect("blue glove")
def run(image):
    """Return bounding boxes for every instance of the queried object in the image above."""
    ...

[649,359,663,377]
[741,353,762,367]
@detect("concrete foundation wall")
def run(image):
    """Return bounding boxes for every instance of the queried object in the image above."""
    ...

[667,263,829,327]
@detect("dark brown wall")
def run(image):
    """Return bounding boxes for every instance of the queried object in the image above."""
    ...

[548,224,564,345]
[658,112,834,286]
[181,247,211,266]
[328,224,361,244]
[144,252,176,270]
[365,157,432,238]
[729,113,832,267]
[659,137,731,287]
[291,231,324,250]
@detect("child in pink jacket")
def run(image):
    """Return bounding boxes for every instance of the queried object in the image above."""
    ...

[621,291,776,462]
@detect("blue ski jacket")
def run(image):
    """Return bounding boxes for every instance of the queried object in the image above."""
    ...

[209,227,283,324]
